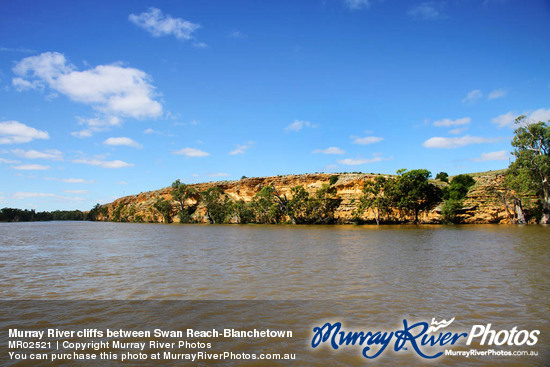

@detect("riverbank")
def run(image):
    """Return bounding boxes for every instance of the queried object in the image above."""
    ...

[96,169,536,225]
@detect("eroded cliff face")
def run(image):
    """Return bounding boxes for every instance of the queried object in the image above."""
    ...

[98,171,528,224]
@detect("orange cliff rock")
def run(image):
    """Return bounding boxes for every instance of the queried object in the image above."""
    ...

[97,171,532,224]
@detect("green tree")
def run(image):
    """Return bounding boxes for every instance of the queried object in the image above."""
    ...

[308,183,341,224]
[153,197,173,223]
[435,172,449,183]
[287,186,311,224]
[358,176,392,225]
[87,203,102,221]
[252,186,283,224]
[508,117,550,223]
[440,174,476,224]
[392,169,442,223]
[440,200,463,224]
[443,174,476,201]
[171,179,199,223]
[202,187,233,224]
[233,199,255,224]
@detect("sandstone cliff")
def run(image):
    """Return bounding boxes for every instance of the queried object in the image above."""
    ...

[97,170,537,224]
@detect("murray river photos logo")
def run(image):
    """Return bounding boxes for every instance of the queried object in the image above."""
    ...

[311,318,540,360]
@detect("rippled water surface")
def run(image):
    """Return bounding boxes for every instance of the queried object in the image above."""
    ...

[1,222,549,366]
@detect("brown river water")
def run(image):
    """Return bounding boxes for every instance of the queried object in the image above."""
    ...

[0,222,549,366]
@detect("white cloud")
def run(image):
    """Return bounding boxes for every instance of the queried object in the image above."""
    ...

[129,7,201,41]
[0,157,20,164]
[104,137,142,148]
[492,111,517,128]
[173,147,210,157]
[284,120,314,132]
[12,192,84,202]
[229,143,252,155]
[492,108,550,128]
[63,190,89,194]
[51,178,92,183]
[144,128,155,134]
[462,89,483,103]
[12,164,50,170]
[207,173,230,177]
[71,129,93,138]
[228,30,246,39]
[488,88,506,100]
[449,128,468,135]
[116,181,128,185]
[0,47,35,53]
[12,51,73,82]
[408,2,444,20]
[338,155,391,165]
[12,77,43,91]
[73,158,133,169]
[345,0,372,10]
[423,135,498,149]
[312,147,345,155]
[351,136,383,145]
[528,108,550,124]
[11,149,63,160]
[471,150,510,162]
[0,120,49,144]
[13,192,56,199]
[13,52,162,135]
[433,117,471,127]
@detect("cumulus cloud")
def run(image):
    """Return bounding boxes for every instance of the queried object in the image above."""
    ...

[228,30,246,39]
[73,158,133,169]
[284,120,314,132]
[229,142,253,155]
[63,190,89,194]
[344,0,372,10]
[462,89,483,103]
[312,147,345,155]
[11,149,63,160]
[12,52,162,135]
[0,158,20,164]
[12,77,43,91]
[528,108,550,124]
[471,150,510,162]
[338,154,391,165]
[12,192,85,202]
[0,47,36,53]
[492,108,550,128]
[423,135,498,149]
[408,2,444,20]
[129,7,201,42]
[207,173,230,177]
[71,129,94,139]
[103,137,142,149]
[12,192,56,199]
[433,117,471,127]
[45,177,93,183]
[492,111,517,128]
[12,164,50,170]
[172,147,210,157]
[449,128,468,135]
[0,120,49,144]
[488,88,506,100]
[351,136,383,145]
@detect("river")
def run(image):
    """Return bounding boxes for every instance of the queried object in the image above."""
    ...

[1,222,548,366]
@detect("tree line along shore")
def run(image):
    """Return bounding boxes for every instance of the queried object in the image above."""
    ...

[2,118,549,225]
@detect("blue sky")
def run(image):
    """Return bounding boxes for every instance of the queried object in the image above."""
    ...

[1,0,549,211]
